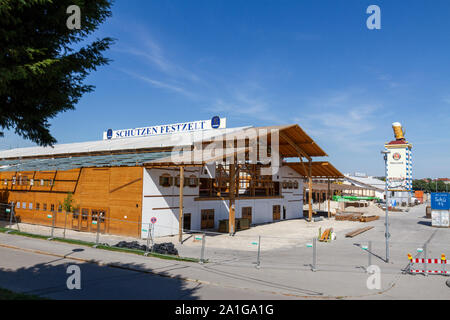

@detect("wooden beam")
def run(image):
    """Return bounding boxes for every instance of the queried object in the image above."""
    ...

[279,132,312,161]
[179,166,184,243]
[345,226,374,238]
[50,170,58,192]
[327,178,331,219]
[145,163,203,169]
[72,168,83,194]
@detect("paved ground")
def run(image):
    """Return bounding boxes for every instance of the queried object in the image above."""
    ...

[2,203,366,252]
[0,203,449,299]
[0,245,292,300]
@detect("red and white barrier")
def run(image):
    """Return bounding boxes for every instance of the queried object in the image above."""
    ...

[407,254,448,276]
[411,258,449,264]
[410,269,448,274]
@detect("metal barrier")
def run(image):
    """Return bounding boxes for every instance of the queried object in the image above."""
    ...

[0,202,20,233]
[407,253,448,275]
[1,209,449,275]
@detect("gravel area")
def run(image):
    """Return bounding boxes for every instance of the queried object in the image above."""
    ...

[339,203,385,216]
[158,218,365,251]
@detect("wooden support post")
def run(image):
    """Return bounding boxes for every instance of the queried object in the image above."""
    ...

[229,164,236,235]
[327,178,331,219]
[318,191,321,211]
[308,160,313,222]
[179,166,184,243]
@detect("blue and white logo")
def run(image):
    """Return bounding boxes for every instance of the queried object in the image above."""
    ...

[106,129,113,140]
[211,116,221,129]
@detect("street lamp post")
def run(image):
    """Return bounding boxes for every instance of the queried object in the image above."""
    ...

[381,150,390,263]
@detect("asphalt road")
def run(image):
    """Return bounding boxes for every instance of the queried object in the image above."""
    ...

[0,245,293,300]
[0,204,449,300]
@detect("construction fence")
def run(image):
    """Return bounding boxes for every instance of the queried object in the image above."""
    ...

[0,204,449,276]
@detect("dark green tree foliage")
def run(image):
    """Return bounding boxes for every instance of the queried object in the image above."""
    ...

[413,179,449,192]
[0,0,114,146]
[61,192,77,213]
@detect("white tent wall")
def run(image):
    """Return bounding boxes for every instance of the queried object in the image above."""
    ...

[141,164,304,238]
[141,167,201,238]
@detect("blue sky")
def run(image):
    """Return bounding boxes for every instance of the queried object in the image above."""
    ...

[3,0,450,178]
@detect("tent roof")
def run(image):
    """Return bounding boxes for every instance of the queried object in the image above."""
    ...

[144,147,250,168]
[204,124,327,158]
[285,161,343,178]
[0,124,327,161]
[0,127,249,160]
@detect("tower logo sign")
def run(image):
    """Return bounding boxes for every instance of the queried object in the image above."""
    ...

[392,153,401,161]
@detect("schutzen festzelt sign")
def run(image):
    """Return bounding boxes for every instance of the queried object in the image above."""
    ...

[103,117,226,140]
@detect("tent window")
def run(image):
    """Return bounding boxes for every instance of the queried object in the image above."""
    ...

[159,174,173,187]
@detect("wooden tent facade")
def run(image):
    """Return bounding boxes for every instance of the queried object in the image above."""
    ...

[0,124,342,239]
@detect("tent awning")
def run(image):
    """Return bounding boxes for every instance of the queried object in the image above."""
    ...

[285,161,343,178]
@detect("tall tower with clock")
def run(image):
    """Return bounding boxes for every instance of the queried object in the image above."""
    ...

[385,122,413,205]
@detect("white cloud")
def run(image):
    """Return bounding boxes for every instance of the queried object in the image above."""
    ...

[296,90,386,152]
[115,35,201,83]
[118,69,196,98]
[207,90,284,124]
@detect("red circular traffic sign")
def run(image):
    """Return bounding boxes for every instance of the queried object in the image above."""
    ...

[151,217,157,224]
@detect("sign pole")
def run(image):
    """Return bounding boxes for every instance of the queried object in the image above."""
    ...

[8,202,13,229]
[381,150,390,263]
[150,217,157,253]
[145,224,151,256]
[179,166,184,244]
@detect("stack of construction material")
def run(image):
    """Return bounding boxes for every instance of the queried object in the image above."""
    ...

[335,212,362,221]
[360,216,380,222]
[319,228,333,242]
[114,241,179,255]
[335,212,379,223]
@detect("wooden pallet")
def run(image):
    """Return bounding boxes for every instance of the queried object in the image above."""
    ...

[350,214,363,222]
[360,216,379,223]
[345,226,374,238]
[336,213,379,223]
[335,212,362,221]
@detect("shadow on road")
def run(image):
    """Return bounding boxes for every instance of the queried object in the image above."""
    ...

[0,248,200,300]
[417,221,432,227]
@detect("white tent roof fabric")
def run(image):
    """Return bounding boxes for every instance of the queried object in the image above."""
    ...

[0,152,173,172]
[344,174,385,191]
[0,127,249,160]
[0,127,251,172]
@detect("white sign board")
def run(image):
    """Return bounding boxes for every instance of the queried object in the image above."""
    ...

[103,117,226,140]
[432,210,450,227]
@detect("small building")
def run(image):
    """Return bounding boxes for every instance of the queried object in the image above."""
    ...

[343,173,385,199]
[0,119,341,238]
